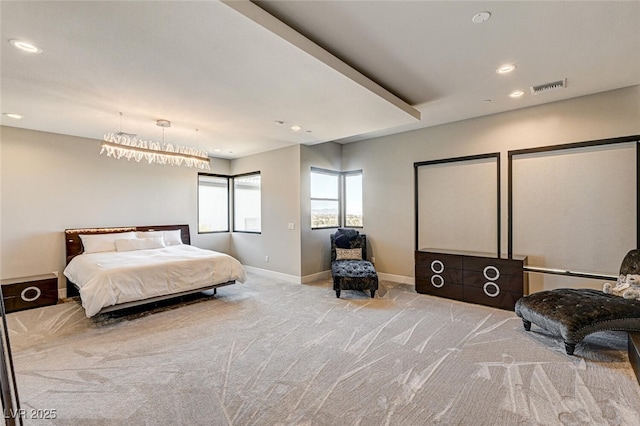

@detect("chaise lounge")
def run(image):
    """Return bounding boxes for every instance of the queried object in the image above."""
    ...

[330,228,378,298]
[515,249,640,355]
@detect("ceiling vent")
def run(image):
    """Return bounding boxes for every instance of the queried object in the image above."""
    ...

[530,79,566,95]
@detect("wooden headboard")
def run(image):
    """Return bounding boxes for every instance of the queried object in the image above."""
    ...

[64,224,191,264]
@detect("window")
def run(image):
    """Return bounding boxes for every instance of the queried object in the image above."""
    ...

[345,172,363,227]
[311,169,340,228]
[198,174,229,233]
[233,172,261,233]
[311,168,363,229]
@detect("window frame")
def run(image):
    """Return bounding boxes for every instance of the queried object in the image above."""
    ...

[232,171,262,234]
[310,167,363,230]
[343,170,364,228]
[310,167,342,230]
[197,173,230,234]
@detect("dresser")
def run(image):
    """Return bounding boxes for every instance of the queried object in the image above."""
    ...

[415,250,527,310]
[1,273,59,313]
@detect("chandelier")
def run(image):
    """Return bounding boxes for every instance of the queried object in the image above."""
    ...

[100,118,211,170]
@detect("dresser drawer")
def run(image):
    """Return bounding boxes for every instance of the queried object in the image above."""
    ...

[463,285,522,310]
[462,270,523,293]
[2,275,58,313]
[416,264,463,284]
[464,256,523,277]
[416,251,463,270]
[416,278,463,300]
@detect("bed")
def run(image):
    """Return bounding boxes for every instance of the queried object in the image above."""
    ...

[63,224,246,317]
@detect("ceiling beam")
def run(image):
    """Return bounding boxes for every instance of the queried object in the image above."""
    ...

[222,0,421,121]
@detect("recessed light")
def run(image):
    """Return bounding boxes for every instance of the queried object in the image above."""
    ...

[471,11,491,24]
[214,149,221,152]
[509,90,525,98]
[496,64,517,74]
[9,39,42,54]
[274,120,284,126]
[290,125,302,132]
[3,113,23,119]
[483,99,492,103]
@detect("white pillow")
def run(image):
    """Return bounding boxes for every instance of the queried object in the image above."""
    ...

[115,237,165,252]
[80,231,137,254]
[137,230,183,246]
[136,230,162,239]
[162,230,183,245]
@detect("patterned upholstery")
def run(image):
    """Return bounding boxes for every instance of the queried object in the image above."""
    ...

[515,249,640,355]
[330,230,378,298]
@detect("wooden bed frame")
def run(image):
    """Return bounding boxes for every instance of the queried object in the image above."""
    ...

[64,224,235,314]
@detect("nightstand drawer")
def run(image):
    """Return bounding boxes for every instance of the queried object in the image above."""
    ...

[1,274,58,313]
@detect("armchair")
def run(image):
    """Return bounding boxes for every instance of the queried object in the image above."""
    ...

[330,228,378,298]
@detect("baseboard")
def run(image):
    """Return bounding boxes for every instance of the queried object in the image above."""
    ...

[378,272,414,285]
[244,266,414,287]
[243,266,303,284]
[301,270,331,284]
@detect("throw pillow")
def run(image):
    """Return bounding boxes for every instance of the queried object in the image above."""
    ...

[336,248,362,260]
[334,228,359,248]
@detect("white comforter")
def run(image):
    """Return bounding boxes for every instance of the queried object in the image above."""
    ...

[64,244,246,317]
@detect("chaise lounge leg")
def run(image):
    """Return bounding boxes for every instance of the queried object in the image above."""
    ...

[564,342,576,355]
[370,290,376,298]
[336,290,341,298]
[522,319,531,331]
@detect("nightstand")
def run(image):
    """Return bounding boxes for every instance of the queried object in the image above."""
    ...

[1,273,59,313]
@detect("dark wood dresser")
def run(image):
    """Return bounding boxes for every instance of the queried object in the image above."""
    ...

[415,249,527,310]
[1,273,59,313]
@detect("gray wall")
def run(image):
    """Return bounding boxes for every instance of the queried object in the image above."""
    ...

[341,85,640,292]
[0,126,231,294]
[1,85,639,295]
[300,142,342,279]
[230,144,302,278]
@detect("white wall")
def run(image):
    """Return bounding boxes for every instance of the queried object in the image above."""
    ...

[0,126,231,294]
[341,85,640,292]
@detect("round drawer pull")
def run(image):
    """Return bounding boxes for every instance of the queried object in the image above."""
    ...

[431,260,444,274]
[21,286,42,302]
[431,274,444,288]
[483,282,500,298]
[483,265,500,281]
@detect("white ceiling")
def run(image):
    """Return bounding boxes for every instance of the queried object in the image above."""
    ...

[2,1,639,159]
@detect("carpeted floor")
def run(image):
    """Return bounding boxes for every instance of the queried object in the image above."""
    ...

[6,274,640,425]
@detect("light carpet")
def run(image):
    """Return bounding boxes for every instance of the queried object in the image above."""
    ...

[6,274,640,425]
